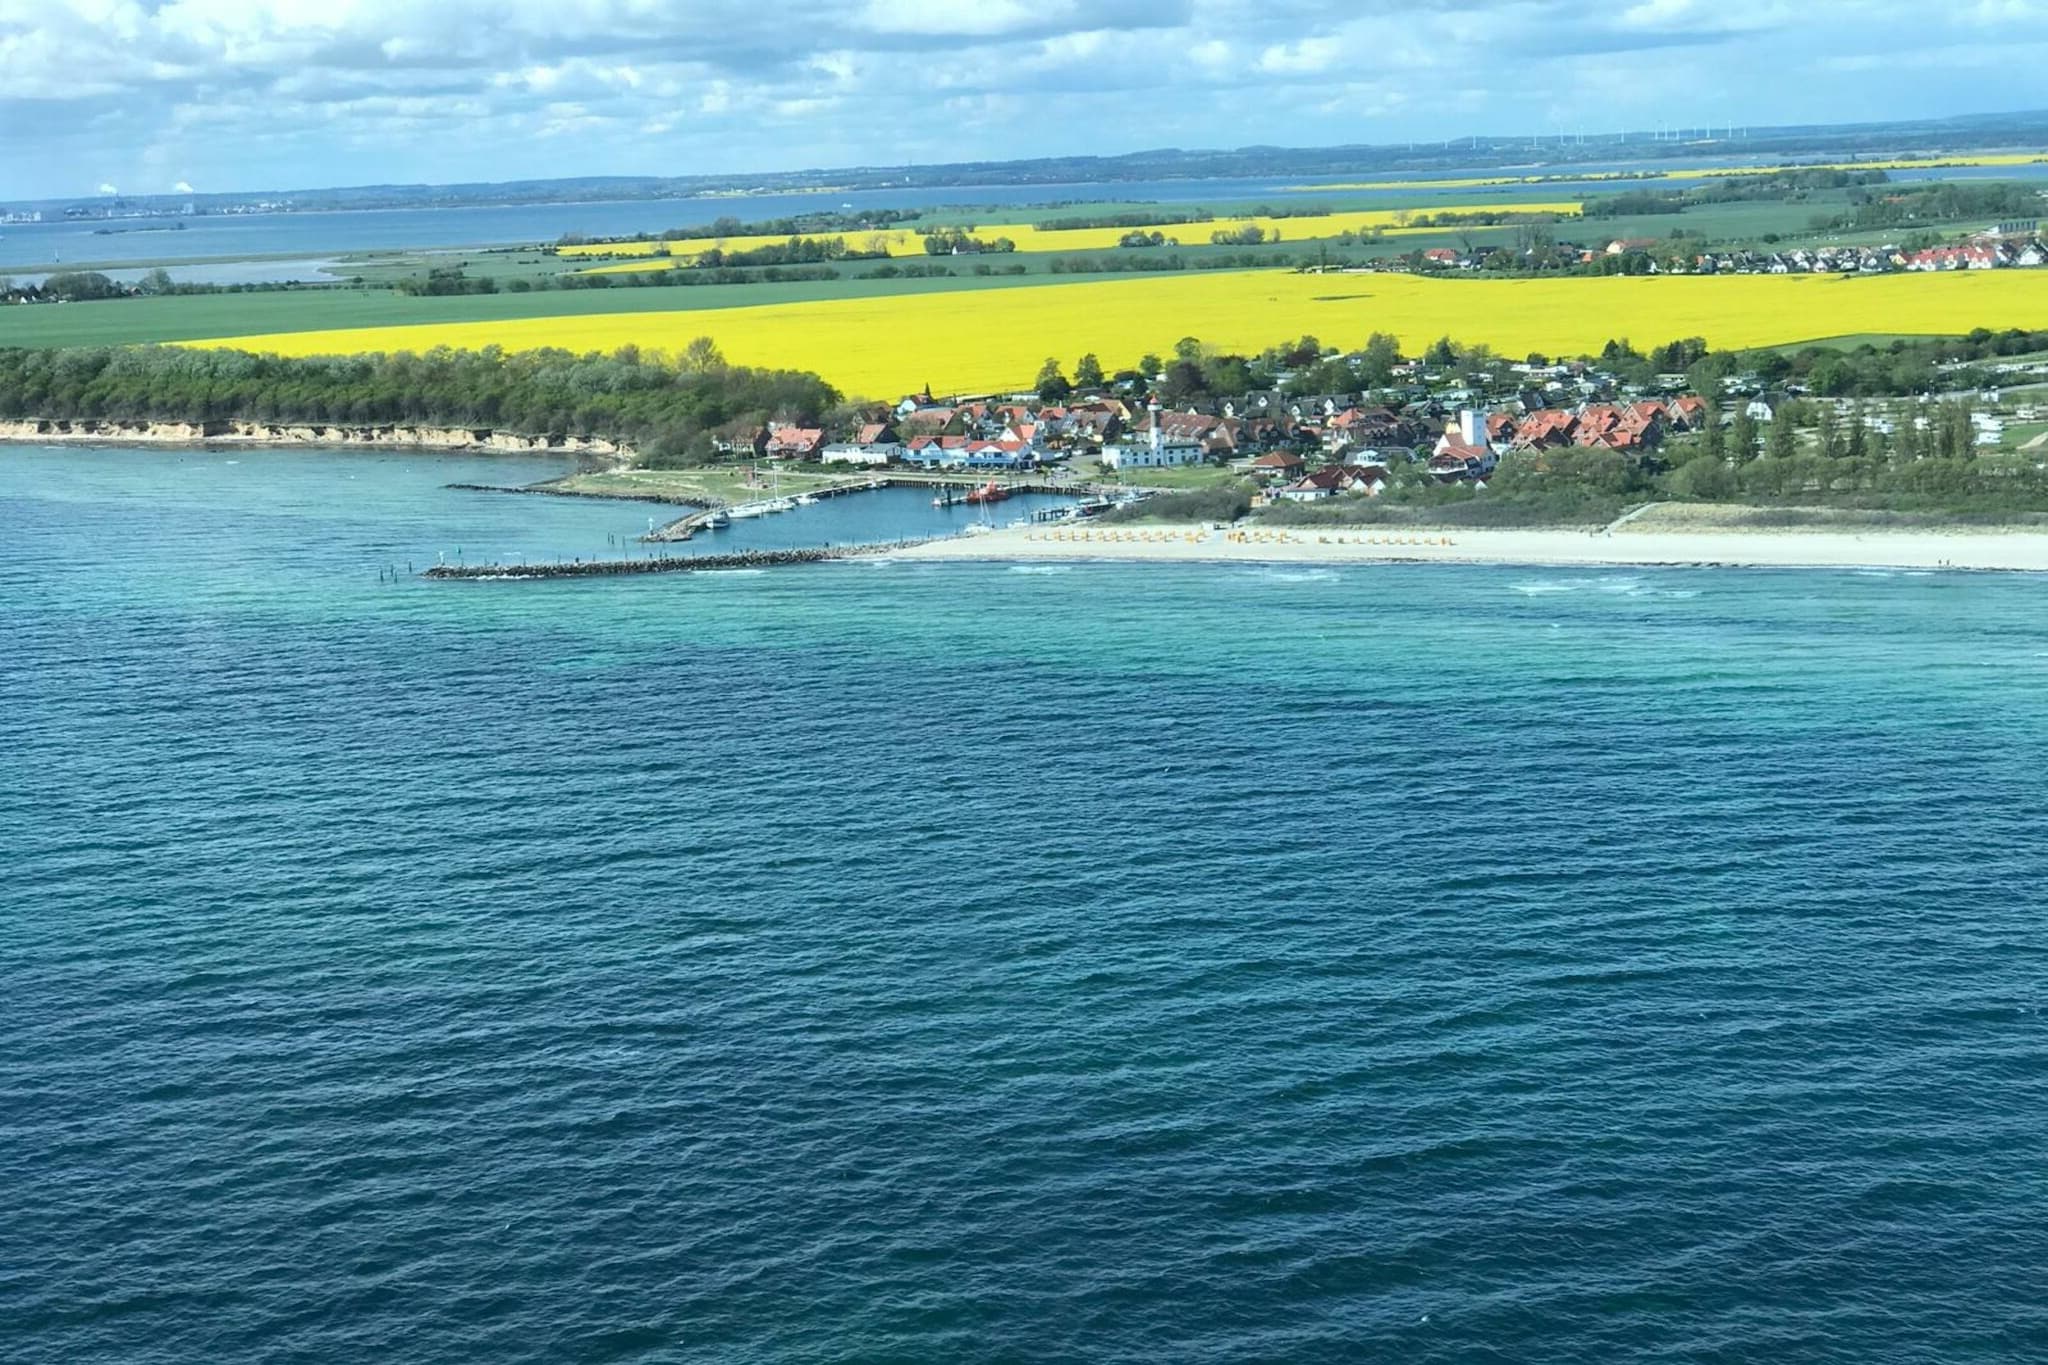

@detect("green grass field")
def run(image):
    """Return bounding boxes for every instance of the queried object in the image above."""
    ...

[0,270,1117,348]
[1103,465,1248,490]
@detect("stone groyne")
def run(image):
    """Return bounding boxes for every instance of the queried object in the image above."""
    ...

[422,539,935,581]
[0,417,630,460]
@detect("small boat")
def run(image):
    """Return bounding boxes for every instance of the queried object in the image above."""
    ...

[963,480,1011,505]
[767,497,797,513]
[795,494,819,507]
[702,509,731,529]
[728,503,771,519]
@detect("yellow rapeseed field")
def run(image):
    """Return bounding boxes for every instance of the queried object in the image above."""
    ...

[190,269,2048,400]
[558,202,1584,270]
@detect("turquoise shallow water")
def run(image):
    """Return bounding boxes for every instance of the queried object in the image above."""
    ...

[6,445,2048,1363]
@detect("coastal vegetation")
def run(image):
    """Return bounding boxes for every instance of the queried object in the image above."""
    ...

[0,344,836,460]
[1255,432,2048,530]
[1581,167,1891,217]
[1101,485,1254,524]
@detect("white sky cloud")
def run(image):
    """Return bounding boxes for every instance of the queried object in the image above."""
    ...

[3,0,2048,198]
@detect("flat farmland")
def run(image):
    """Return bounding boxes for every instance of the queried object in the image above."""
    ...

[180,268,2048,400]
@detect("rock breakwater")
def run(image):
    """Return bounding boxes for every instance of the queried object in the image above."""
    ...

[422,540,935,580]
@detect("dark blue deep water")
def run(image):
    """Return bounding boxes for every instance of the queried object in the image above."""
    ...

[6,446,2048,1363]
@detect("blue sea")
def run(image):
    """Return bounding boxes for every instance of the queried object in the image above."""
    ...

[6,445,2048,1363]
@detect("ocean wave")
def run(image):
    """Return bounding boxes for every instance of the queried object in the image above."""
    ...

[1240,567,1338,583]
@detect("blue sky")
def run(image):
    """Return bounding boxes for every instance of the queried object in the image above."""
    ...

[5,0,2048,199]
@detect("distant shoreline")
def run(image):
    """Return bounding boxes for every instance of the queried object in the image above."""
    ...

[893,522,2048,574]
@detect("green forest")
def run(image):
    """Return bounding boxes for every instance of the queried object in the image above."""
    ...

[0,344,838,460]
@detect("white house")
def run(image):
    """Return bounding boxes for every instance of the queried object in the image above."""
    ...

[1101,401,1205,469]
[1102,434,1204,470]
[821,443,893,466]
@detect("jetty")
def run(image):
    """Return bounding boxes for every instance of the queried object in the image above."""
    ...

[646,478,888,541]
[421,539,934,581]
[642,475,1101,541]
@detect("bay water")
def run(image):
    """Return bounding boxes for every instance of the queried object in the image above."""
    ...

[5,445,2048,1362]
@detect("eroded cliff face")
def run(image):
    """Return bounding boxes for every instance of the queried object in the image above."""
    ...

[0,418,632,460]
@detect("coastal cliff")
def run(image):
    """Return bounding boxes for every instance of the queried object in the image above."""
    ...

[0,417,631,460]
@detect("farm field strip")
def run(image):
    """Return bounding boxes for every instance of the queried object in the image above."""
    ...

[1693,153,2048,177]
[557,202,1586,267]
[1289,173,1662,192]
[1292,152,2048,193]
[181,268,2048,403]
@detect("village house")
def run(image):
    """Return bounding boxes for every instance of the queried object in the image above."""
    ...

[1147,409,1240,457]
[898,435,1038,471]
[821,442,892,466]
[1287,394,1348,422]
[714,424,771,457]
[1102,426,1205,470]
[1062,406,1126,446]
[1335,464,1389,496]
[1513,408,1578,448]
[763,424,826,460]
[1223,391,1283,420]
[1569,402,1662,453]
[1246,451,1307,483]
[1427,445,1494,482]
[1103,401,1205,469]
[1276,467,1345,501]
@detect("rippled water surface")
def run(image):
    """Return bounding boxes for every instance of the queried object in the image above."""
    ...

[6,446,2048,1363]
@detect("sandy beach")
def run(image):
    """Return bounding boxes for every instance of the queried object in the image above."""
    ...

[894,522,2048,573]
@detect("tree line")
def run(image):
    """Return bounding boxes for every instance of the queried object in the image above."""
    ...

[0,343,838,462]
[1815,181,2042,232]
[553,208,921,248]
[5,269,320,303]
[1581,168,1891,218]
